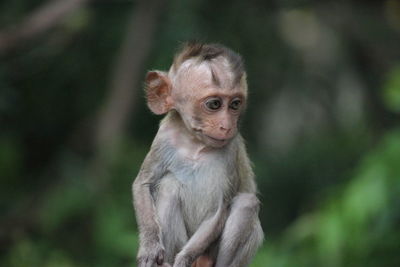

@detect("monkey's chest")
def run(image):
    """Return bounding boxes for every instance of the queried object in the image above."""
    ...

[169,156,234,235]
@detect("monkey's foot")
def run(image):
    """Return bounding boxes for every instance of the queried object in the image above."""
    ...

[191,255,213,267]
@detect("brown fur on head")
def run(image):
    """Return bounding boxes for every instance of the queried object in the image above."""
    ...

[145,42,248,148]
[170,42,245,86]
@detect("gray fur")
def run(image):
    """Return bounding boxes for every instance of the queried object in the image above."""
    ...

[133,113,264,267]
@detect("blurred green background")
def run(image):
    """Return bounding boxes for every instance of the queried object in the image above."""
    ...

[1,0,400,266]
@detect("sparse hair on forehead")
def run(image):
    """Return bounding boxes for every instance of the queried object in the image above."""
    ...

[171,42,245,85]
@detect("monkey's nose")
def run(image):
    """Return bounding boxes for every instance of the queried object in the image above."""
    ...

[220,126,232,136]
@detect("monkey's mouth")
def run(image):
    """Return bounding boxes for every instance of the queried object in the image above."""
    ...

[204,134,229,147]
[193,128,229,147]
[205,135,226,142]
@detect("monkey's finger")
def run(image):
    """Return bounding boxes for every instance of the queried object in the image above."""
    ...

[156,250,165,265]
[137,259,146,267]
[138,257,152,267]
[144,258,155,267]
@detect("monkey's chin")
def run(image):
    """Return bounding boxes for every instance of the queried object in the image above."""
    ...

[203,134,230,148]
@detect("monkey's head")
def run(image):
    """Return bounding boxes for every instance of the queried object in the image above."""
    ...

[145,43,247,148]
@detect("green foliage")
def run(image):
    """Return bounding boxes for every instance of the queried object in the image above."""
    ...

[0,140,146,267]
[6,239,78,267]
[93,199,138,265]
[62,7,92,33]
[252,129,400,267]
[383,66,400,113]
[0,135,22,186]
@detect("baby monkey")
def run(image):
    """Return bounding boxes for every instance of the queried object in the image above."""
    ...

[133,42,264,267]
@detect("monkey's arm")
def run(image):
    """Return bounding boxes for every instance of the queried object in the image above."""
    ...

[133,151,166,266]
[236,135,257,193]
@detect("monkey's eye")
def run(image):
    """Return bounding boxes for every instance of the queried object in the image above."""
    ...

[229,99,242,110]
[205,98,222,111]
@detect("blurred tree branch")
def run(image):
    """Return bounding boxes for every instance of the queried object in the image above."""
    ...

[88,0,167,187]
[0,0,92,55]
[95,0,167,155]
[0,0,168,242]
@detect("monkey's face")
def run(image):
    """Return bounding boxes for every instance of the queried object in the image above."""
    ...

[173,88,245,148]
[182,92,244,148]
[171,61,246,148]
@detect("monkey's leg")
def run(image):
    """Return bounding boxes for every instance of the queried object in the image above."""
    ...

[214,193,264,267]
[156,176,188,265]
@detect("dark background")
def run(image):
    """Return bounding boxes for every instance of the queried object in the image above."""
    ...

[1,0,400,266]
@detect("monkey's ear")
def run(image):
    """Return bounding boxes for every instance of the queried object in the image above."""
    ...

[145,71,173,115]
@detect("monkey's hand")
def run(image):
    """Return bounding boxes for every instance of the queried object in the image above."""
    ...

[137,242,167,267]
[173,252,193,267]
